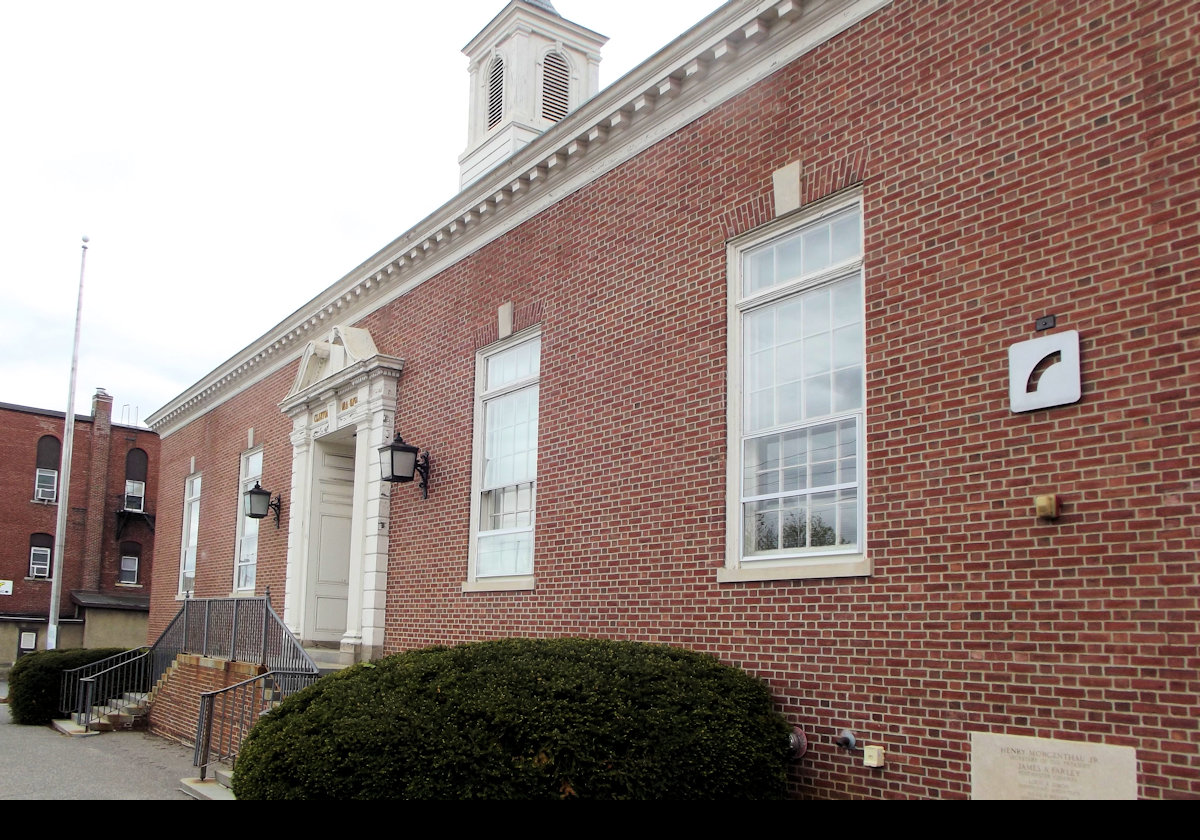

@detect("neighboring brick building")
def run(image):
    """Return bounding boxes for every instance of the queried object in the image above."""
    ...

[0,390,159,659]
[145,0,1198,798]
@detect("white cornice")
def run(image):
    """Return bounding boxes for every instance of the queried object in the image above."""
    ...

[147,0,890,438]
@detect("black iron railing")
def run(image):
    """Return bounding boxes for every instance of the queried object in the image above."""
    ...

[194,669,320,780]
[61,592,317,733]
[59,646,150,725]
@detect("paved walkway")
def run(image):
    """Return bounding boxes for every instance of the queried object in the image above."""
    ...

[0,680,198,800]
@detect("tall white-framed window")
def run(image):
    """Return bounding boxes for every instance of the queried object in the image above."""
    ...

[29,534,53,579]
[179,473,201,595]
[465,330,540,591]
[721,194,868,582]
[234,448,262,592]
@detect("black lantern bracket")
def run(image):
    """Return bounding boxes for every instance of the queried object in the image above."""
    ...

[245,482,283,528]
[380,434,432,499]
[413,450,430,499]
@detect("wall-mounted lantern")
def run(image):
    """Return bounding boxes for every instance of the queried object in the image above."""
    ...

[244,482,283,528]
[379,434,431,499]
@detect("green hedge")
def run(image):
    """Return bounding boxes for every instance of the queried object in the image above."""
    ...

[234,638,791,799]
[8,648,126,725]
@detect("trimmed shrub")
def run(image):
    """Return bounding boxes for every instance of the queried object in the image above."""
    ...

[8,647,126,725]
[234,638,791,799]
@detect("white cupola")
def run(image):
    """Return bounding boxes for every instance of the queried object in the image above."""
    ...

[459,0,607,188]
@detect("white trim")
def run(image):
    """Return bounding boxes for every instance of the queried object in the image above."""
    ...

[462,575,536,593]
[723,192,869,582]
[280,335,400,657]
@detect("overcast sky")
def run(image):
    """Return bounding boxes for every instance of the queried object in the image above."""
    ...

[0,1,721,426]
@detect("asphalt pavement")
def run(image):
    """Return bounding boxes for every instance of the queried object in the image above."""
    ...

[0,679,198,800]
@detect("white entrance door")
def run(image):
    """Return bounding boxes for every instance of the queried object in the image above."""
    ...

[306,440,354,643]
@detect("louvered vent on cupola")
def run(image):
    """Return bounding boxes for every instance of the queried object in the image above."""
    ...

[541,52,569,122]
[487,57,505,130]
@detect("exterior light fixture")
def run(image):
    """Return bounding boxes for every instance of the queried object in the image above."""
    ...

[245,482,283,528]
[380,434,431,499]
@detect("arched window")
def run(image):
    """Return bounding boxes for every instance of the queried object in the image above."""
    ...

[119,541,141,585]
[124,448,148,512]
[29,533,53,579]
[541,52,569,122]
[487,56,505,130]
[35,436,60,502]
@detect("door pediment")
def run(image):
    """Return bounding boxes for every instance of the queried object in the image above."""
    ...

[281,326,404,419]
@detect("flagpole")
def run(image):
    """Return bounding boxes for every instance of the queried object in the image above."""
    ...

[48,235,89,650]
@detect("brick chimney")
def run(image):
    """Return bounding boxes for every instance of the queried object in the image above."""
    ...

[81,388,113,591]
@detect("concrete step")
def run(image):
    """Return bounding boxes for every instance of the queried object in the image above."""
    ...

[85,697,150,731]
[181,776,237,801]
[101,710,145,729]
[304,646,354,672]
[52,718,98,737]
[180,764,237,800]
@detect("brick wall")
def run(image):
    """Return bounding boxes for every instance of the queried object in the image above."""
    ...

[0,395,159,651]
[148,654,264,746]
[0,405,91,618]
[148,0,1198,798]
[147,365,296,640]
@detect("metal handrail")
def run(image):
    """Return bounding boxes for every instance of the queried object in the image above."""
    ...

[194,669,320,780]
[59,646,149,721]
[62,591,317,732]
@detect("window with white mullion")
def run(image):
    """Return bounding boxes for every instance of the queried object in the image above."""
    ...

[741,205,862,299]
[741,415,861,557]
[35,436,61,502]
[235,450,262,591]
[29,546,51,578]
[124,480,146,512]
[120,554,139,584]
[729,196,866,575]
[473,334,541,581]
[179,474,201,594]
[742,480,858,504]
[35,468,58,502]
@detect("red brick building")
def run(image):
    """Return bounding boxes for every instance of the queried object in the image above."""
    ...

[145,0,1198,798]
[0,390,159,659]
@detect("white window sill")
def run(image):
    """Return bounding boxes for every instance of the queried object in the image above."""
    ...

[462,575,536,593]
[24,577,51,583]
[227,590,258,598]
[30,499,57,505]
[717,553,870,583]
[115,583,143,588]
